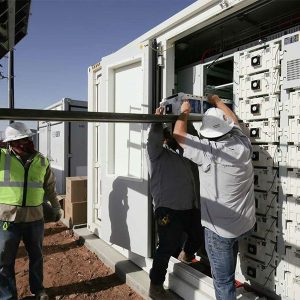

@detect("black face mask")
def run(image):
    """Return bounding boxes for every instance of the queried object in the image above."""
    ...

[21,140,35,154]
[12,140,35,154]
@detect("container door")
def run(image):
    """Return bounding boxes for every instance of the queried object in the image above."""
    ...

[48,121,65,195]
[38,124,49,157]
[97,50,151,257]
[38,121,64,195]
[69,105,88,177]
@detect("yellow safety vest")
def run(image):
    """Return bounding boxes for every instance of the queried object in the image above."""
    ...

[0,149,49,206]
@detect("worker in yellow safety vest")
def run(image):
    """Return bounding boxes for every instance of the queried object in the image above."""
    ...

[0,122,62,300]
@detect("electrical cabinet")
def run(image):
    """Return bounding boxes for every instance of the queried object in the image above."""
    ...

[238,43,281,76]
[239,70,281,99]
[237,96,279,120]
[240,236,277,264]
[253,168,278,193]
[251,144,278,167]
[234,30,300,299]
[253,215,278,241]
[237,255,277,291]
[171,29,299,299]
[254,191,278,217]
[244,120,279,143]
[282,32,300,90]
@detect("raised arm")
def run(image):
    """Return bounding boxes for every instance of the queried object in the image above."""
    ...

[173,100,191,147]
[208,94,239,126]
[146,107,165,161]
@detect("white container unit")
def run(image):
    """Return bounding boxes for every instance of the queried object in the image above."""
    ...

[38,98,88,195]
[88,0,300,299]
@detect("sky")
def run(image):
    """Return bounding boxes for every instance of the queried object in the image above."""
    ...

[0,0,196,133]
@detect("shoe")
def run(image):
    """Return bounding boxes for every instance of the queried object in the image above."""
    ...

[149,282,170,299]
[35,290,49,300]
[200,256,210,267]
[177,250,194,264]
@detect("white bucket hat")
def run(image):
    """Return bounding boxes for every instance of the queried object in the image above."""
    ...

[200,108,234,138]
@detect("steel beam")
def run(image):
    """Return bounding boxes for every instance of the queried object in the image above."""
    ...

[0,108,202,123]
[7,0,16,51]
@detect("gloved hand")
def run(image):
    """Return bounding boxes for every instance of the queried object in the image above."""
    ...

[52,207,62,222]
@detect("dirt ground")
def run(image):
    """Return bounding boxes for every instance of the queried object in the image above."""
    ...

[15,221,144,300]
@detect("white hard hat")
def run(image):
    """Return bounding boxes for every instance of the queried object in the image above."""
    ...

[200,108,234,138]
[3,122,34,142]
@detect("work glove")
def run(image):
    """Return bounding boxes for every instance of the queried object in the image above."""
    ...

[52,206,62,222]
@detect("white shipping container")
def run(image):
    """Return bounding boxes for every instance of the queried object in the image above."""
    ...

[87,0,300,299]
[38,98,88,195]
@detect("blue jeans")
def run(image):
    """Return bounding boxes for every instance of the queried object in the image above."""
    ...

[205,227,253,300]
[150,208,204,285]
[0,219,45,300]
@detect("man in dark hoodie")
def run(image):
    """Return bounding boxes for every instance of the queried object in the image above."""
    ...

[146,107,205,298]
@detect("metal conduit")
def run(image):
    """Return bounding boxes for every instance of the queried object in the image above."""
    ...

[0,108,202,123]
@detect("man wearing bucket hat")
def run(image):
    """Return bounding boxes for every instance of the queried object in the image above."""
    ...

[146,107,206,298]
[0,122,62,300]
[173,95,255,300]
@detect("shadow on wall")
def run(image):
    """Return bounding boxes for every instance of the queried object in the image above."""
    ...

[109,177,130,250]
[108,176,151,266]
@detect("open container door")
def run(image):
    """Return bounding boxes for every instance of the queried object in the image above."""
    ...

[88,41,152,258]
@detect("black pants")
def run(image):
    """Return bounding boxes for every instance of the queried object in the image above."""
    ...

[150,207,205,285]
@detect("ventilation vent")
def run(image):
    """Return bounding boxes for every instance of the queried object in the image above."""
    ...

[287,59,300,81]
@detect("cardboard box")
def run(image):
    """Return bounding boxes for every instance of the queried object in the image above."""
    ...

[65,176,87,203]
[64,201,87,226]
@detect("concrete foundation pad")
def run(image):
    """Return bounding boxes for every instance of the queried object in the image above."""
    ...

[73,226,182,300]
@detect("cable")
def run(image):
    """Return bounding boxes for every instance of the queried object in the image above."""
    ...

[264,217,277,240]
[267,168,278,193]
[206,53,223,70]
[262,265,276,287]
[264,193,277,216]
[263,242,277,268]
[143,43,174,53]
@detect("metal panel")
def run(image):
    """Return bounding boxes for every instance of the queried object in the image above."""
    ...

[282,32,300,90]
[98,58,151,257]
[48,121,65,195]
[37,125,49,159]
[69,105,88,177]
[114,62,143,177]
